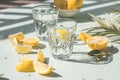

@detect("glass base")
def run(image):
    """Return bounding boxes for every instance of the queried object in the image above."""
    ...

[52,54,71,60]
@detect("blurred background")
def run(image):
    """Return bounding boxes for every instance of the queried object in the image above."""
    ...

[0,0,119,40]
[0,0,48,9]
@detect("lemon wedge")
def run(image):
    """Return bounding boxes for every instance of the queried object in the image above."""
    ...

[79,32,92,42]
[11,37,19,47]
[8,32,24,42]
[34,61,53,75]
[23,38,39,46]
[37,50,45,62]
[67,0,83,10]
[15,44,32,54]
[16,55,34,72]
[54,0,67,9]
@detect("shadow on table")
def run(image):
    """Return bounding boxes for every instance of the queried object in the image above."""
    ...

[0,77,9,80]
[67,52,113,65]
[42,71,62,78]
[67,45,119,65]
[32,43,46,49]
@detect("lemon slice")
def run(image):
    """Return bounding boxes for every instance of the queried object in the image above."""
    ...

[34,61,53,75]
[15,44,32,54]
[56,29,68,37]
[55,29,70,42]
[23,38,39,46]
[87,36,108,50]
[16,55,34,72]
[37,50,45,62]
[79,32,92,42]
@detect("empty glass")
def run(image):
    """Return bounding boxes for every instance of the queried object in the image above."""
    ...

[47,18,77,60]
[32,4,59,41]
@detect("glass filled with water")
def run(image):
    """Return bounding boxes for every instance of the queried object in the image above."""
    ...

[47,18,77,60]
[32,4,59,41]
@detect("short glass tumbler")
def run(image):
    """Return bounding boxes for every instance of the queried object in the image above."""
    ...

[47,18,77,60]
[32,4,59,41]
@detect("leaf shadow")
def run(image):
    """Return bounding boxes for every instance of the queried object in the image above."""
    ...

[32,43,46,49]
[67,51,113,65]
[103,45,119,54]
[44,57,49,64]
[66,45,118,65]
[28,51,37,54]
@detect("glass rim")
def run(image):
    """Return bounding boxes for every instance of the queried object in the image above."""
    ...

[53,18,77,29]
[32,4,59,10]
[57,18,77,25]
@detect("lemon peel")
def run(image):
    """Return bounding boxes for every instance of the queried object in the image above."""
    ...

[34,61,53,75]
[16,55,35,72]
[37,50,45,62]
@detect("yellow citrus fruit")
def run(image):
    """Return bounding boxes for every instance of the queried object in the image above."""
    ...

[22,38,39,46]
[55,29,69,42]
[67,0,83,10]
[19,55,31,62]
[8,32,24,42]
[79,32,92,42]
[11,37,19,47]
[54,0,67,9]
[87,36,108,50]
[56,29,68,37]
[37,50,45,62]
[34,61,53,75]
[15,44,32,54]
[16,55,34,72]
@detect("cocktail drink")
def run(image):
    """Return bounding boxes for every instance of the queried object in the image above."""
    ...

[47,18,77,60]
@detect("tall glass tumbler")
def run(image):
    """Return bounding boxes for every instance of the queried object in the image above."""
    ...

[32,4,59,41]
[47,18,77,60]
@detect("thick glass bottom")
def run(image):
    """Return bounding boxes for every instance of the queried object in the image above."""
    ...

[52,54,71,60]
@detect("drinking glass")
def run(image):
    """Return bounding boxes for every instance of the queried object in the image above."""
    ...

[32,4,59,41]
[47,18,77,60]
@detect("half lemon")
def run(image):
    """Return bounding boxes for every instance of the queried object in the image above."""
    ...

[87,36,108,50]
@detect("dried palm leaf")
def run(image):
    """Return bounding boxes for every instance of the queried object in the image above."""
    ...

[84,10,120,43]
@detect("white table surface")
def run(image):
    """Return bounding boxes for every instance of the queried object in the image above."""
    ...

[0,0,120,80]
